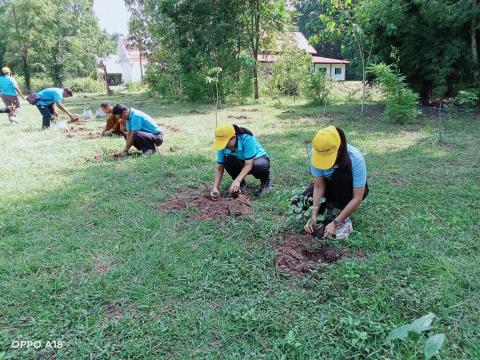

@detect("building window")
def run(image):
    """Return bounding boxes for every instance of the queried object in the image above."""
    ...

[334,67,342,75]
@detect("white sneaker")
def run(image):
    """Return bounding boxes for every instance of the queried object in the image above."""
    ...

[335,218,353,239]
[9,116,17,124]
[142,149,155,156]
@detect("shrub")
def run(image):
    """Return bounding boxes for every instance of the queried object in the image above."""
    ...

[455,89,479,108]
[15,76,53,93]
[64,77,105,93]
[266,43,311,98]
[369,63,419,124]
[303,71,331,104]
[124,81,147,93]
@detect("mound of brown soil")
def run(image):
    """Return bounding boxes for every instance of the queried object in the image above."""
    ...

[227,114,250,120]
[157,122,182,133]
[189,109,206,115]
[64,126,101,139]
[275,232,364,276]
[158,190,252,220]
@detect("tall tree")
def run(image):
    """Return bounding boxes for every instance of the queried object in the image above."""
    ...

[364,0,476,104]
[1,0,54,91]
[49,0,107,86]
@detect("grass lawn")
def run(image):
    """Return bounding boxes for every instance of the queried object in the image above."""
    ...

[0,92,478,359]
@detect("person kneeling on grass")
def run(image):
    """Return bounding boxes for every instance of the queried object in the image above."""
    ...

[35,87,77,129]
[0,67,25,124]
[112,104,164,157]
[211,124,272,199]
[303,125,369,239]
[100,102,126,137]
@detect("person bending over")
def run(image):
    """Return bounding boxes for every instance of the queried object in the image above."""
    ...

[100,102,126,137]
[112,104,164,156]
[35,87,76,129]
[211,124,272,198]
[303,126,369,239]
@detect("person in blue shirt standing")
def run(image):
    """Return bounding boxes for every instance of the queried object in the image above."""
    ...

[211,124,272,198]
[35,87,77,129]
[0,67,25,124]
[112,104,164,156]
[300,126,369,239]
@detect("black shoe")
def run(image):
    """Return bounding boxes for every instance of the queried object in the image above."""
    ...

[255,178,272,197]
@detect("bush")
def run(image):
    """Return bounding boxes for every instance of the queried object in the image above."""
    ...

[455,90,479,108]
[124,81,147,93]
[369,63,419,124]
[15,76,53,93]
[266,43,311,98]
[64,77,105,93]
[303,71,331,104]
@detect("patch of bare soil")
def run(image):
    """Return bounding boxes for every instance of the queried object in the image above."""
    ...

[281,110,295,114]
[158,190,252,220]
[104,301,139,321]
[227,114,250,120]
[157,122,182,133]
[275,228,365,276]
[64,126,101,139]
[190,109,206,114]
[95,261,115,274]
[298,116,317,125]
[241,108,260,112]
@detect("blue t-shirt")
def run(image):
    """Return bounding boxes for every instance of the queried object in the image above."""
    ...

[311,144,367,187]
[217,133,268,164]
[126,108,163,134]
[37,88,64,106]
[0,75,18,96]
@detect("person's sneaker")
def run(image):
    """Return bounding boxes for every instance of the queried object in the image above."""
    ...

[335,218,353,239]
[254,178,272,197]
[9,116,18,123]
[142,149,155,156]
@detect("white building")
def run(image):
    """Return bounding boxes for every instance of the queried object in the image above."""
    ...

[257,32,349,81]
[101,37,147,85]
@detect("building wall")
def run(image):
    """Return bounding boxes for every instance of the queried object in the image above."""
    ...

[313,64,346,81]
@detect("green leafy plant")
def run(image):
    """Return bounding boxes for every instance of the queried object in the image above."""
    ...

[288,189,325,223]
[369,63,419,124]
[303,71,331,105]
[387,313,446,359]
[455,90,479,108]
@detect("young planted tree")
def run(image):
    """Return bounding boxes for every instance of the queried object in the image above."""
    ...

[311,0,375,114]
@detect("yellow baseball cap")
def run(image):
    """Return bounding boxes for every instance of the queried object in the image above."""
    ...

[311,126,341,169]
[213,124,235,150]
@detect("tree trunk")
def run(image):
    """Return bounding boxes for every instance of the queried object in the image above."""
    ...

[12,3,31,92]
[420,81,432,106]
[139,43,144,82]
[251,0,260,100]
[101,60,112,95]
[472,0,479,84]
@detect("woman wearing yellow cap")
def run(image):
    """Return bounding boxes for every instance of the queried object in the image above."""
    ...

[0,67,25,124]
[211,124,271,198]
[303,126,368,239]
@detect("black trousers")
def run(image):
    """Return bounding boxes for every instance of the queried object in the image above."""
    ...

[223,155,270,183]
[293,168,369,213]
[131,131,164,153]
[37,104,55,128]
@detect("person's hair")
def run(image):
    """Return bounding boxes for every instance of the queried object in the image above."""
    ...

[335,127,352,172]
[233,124,253,136]
[100,102,110,109]
[112,103,128,116]
[1,67,12,75]
[64,88,73,96]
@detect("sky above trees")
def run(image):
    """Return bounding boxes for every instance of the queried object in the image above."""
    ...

[93,0,129,35]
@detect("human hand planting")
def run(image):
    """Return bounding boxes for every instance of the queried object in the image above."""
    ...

[210,187,220,200]
[323,222,336,238]
[229,180,241,194]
